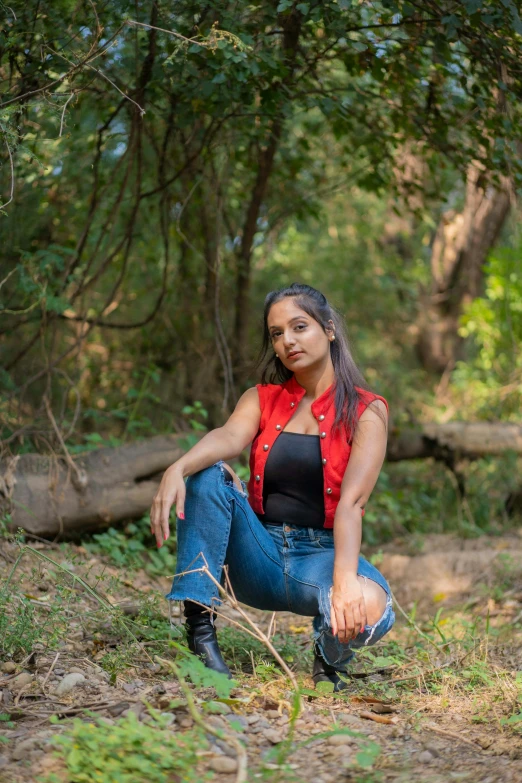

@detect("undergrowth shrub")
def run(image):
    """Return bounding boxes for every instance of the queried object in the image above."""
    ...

[40,710,212,783]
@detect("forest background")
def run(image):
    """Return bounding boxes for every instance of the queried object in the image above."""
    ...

[2,0,522,544]
[1,3,522,781]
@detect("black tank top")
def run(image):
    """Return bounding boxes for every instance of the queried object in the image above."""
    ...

[254,431,325,529]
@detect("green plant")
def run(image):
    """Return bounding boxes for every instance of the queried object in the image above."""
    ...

[216,624,311,673]
[40,710,212,783]
[82,513,177,578]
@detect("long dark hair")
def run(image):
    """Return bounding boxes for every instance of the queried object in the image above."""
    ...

[254,283,383,441]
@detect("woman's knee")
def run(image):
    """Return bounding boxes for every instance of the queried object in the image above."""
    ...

[185,462,221,496]
[359,576,388,626]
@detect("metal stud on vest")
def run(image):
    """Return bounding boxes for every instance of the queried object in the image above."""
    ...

[247,375,388,529]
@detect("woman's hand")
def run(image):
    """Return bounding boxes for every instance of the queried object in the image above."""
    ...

[150,463,186,548]
[330,575,367,643]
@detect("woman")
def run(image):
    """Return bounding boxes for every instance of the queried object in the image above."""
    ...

[150,283,395,691]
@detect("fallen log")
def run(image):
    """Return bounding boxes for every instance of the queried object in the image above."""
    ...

[1,422,521,538]
[387,421,522,461]
[0,434,189,538]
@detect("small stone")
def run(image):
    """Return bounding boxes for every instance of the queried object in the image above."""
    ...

[179,716,193,729]
[108,701,131,717]
[263,728,284,744]
[266,709,280,719]
[419,750,434,763]
[338,712,362,726]
[246,714,261,725]
[11,672,34,690]
[129,702,145,719]
[225,714,248,731]
[207,715,227,730]
[67,667,85,675]
[12,738,38,761]
[123,683,136,694]
[29,749,44,762]
[160,713,176,727]
[2,689,13,705]
[327,734,353,746]
[54,668,65,676]
[55,673,86,695]
[214,739,236,758]
[206,700,232,715]
[0,755,8,768]
[0,662,16,674]
[209,756,238,774]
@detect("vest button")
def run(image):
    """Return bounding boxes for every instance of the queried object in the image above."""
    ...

[263,444,269,451]
[322,458,327,465]
[318,414,325,421]
[290,402,295,407]
[326,487,332,494]
[275,424,282,430]
[255,475,260,481]
[320,432,326,438]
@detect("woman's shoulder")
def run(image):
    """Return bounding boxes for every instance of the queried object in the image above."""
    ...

[354,385,389,415]
[254,379,289,394]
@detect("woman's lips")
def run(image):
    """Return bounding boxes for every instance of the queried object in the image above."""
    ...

[287,352,303,359]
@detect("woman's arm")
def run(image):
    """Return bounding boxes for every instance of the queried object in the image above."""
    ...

[149,387,260,547]
[330,399,388,643]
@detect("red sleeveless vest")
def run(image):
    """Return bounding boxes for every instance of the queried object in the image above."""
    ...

[247,375,388,529]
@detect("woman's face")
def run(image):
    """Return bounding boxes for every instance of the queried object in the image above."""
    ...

[267,299,333,370]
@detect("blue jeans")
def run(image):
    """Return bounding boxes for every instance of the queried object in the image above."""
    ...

[165,460,395,669]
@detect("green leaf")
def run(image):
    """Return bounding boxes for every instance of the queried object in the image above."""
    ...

[315,680,335,694]
[173,643,237,698]
[355,739,381,768]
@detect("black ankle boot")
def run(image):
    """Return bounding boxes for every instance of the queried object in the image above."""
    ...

[312,644,350,692]
[184,612,232,679]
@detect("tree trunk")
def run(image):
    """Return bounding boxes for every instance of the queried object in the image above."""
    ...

[2,421,521,538]
[233,9,302,378]
[416,163,512,373]
[0,435,187,539]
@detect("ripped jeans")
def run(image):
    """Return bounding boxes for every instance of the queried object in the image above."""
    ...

[165,460,395,670]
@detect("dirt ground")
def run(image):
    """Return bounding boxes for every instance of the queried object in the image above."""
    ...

[1,531,522,783]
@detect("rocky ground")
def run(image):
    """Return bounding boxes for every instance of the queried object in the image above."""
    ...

[1,530,522,783]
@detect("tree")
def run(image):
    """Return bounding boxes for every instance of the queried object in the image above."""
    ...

[2,0,522,447]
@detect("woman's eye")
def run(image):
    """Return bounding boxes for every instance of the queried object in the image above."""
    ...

[272,324,306,337]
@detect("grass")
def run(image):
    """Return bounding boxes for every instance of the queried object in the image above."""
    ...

[1,522,522,781]
[38,711,213,783]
